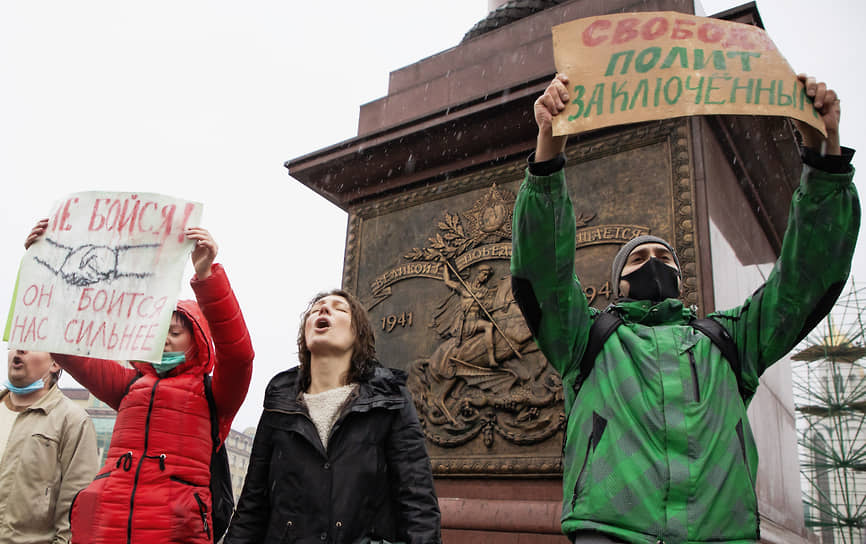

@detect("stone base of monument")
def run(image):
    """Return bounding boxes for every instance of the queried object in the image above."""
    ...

[436,480,816,543]
[287,2,821,543]
[437,480,565,542]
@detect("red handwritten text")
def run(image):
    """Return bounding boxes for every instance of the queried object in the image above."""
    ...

[77,288,168,319]
[8,315,49,343]
[21,284,53,308]
[87,195,196,242]
[581,16,776,52]
[63,320,160,352]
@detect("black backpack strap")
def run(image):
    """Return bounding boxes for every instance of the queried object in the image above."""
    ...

[122,372,143,397]
[576,310,623,395]
[203,374,220,449]
[576,311,748,401]
[691,317,748,400]
[203,374,235,541]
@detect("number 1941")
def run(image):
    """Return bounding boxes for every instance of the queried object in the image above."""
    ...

[381,312,413,332]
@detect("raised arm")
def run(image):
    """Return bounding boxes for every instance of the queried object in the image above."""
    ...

[534,73,570,162]
[441,265,461,293]
[714,75,859,395]
[52,354,138,410]
[795,73,842,156]
[185,228,254,442]
[511,74,593,379]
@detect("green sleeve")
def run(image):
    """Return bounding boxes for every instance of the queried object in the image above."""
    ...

[511,167,593,377]
[714,163,860,395]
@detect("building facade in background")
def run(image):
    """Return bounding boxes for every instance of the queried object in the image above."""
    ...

[225,427,255,499]
[61,388,115,466]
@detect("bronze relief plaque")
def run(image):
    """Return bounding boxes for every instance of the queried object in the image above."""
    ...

[344,119,698,476]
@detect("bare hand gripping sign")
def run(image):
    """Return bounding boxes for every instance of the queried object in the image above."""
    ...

[4,192,202,362]
[552,12,827,136]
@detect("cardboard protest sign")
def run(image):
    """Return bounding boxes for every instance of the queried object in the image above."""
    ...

[551,12,826,137]
[4,192,202,362]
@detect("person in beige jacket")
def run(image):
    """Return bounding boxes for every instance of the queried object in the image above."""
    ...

[0,349,98,544]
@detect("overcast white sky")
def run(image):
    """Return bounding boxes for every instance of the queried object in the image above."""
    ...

[1,0,863,431]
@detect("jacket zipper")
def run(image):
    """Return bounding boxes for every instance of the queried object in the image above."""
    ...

[193,492,211,539]
[172,476,211,538]
[688,350,701,402]
[323,391,363,543]
[571,436,593,508]
[127,378,160,544]
[170,475,206,487]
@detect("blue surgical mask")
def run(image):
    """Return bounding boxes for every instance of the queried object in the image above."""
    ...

[3,377,46,395]
[152,352,186,374]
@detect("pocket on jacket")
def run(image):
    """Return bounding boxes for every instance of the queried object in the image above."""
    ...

[6,433,62,529]
[571,411,608,508]
[6,482,53,533]
[24,432,60,483]
[169,476,213,542]
[735,420,756,489]
[70,469,113,537]
[687,350,701,403]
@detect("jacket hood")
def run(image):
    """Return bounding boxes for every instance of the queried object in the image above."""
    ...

[132,298,214,377]
[614,298,694,326]
[264,365,407,413]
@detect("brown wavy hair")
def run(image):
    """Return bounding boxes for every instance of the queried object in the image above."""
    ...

[296,289,377,392]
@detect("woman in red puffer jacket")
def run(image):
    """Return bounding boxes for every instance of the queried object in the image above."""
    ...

[24,221,255,544]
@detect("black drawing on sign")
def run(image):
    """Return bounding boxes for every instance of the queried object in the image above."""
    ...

[34,238,163,287]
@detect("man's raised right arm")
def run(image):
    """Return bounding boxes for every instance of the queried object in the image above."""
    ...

[510,74,592,377]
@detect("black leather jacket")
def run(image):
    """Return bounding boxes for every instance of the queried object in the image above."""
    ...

[224,366,441,544]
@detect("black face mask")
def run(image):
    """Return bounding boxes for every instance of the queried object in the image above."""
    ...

[620,258,680,302]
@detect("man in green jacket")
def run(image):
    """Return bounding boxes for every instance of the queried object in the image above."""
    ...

[510,72,859,544]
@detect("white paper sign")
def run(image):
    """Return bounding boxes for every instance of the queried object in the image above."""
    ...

[5,192,202,362]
